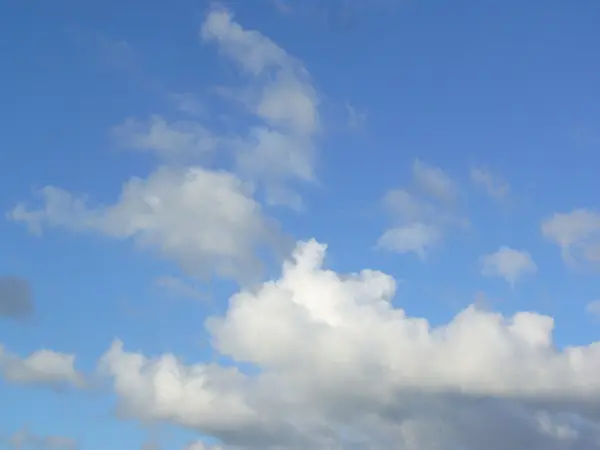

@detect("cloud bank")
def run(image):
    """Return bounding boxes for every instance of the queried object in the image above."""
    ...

[97,240,600,449]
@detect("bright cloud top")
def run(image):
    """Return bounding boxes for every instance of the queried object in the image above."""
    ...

[99,240,600,449]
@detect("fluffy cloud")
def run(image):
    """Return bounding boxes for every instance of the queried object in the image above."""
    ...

[99,240,600,449]
[7,6,600,450]
[542,209,600,265]
[470,166,510,200]
[9,166,283,283]
[480,246,538,286]
[0,344,85,389]
[0,276,34,320]
[9,9,319,282]
[377,164,467,258]
[6,428,77,450]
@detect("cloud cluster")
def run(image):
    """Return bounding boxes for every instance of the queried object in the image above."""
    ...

[99,240,600,449]
[378,160,467,258]
[8,8,319,283]
[5,5,600,450]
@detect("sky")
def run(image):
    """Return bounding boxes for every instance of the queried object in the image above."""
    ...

[1,0,600,449]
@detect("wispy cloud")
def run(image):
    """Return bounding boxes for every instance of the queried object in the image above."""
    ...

[470,166,510,201]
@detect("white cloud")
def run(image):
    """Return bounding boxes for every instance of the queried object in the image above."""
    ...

[470,166,510,200]
[99,239,600,449]
[201,8,320,207]
[412,159,458,202]
[377,182,467,258]
[9,166,283,283]
[201,8,289,77]
[377,189,442,258]
[480,247,538,286]
[10,9,319,280]
[233,127,315,208]
[377,222,440,258]
[541,209,600,265]
[0,344,85,389]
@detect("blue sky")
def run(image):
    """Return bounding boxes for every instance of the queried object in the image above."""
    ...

[1,1,600,449]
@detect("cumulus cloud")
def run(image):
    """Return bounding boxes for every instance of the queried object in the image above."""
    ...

[480,247,538,286]
[5,428,78,450]
[470,166,510,200]
[99,239,600,449]
[0,344,85,389]
[9,166,283,283]
[0,276,34,320]
[542,209,600,265]
[8,6,600,450]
